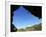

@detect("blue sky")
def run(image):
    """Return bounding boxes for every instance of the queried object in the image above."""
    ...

[12,6,41,29]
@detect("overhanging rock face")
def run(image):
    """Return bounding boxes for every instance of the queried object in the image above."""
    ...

[11,5,42,19]
[11,5,42,32]
[13,6,41,29]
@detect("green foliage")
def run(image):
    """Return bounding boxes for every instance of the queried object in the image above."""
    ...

[17,29,25,32]
[17,23,42,32]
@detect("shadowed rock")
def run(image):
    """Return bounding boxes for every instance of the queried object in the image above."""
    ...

[11,5,42,32]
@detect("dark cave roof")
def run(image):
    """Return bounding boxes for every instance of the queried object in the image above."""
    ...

[11,5,42,19]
